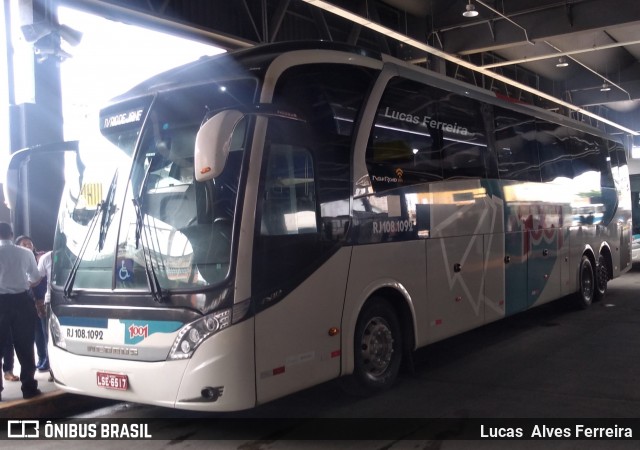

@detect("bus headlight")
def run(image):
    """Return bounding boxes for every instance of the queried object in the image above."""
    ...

[50,314,67,349]
[168,308,231,360]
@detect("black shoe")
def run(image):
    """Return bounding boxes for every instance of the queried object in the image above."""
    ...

[23,389,42,400]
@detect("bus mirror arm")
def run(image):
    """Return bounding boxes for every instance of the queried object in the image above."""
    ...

[5,140,81,211]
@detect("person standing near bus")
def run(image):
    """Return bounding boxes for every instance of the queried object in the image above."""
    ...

[0,222,42,400]
[37,249,54,381]
[15,235,49,373]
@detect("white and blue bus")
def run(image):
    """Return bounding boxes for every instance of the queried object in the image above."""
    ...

[30,42,632,411]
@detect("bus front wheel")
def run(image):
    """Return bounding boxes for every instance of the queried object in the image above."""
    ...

[343,298,402,396]
[575,255,595,309]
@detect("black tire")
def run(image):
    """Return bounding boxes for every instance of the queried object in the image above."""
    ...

[342,298,402,396]
[594,254,609,302]
[575,255,595,309]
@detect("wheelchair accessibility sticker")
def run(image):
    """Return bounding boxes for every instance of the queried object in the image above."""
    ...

[117,258,133,282]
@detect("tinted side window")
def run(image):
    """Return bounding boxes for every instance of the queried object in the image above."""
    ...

[269,64,375,240]
[367,78,443,190]
[366,78,490,192]
[608,141,619,169]
[438,95,490,180]
[536,122,573,182]
[614,142,628,168]
[494,107,541,182]
[567,131,613,188]
[252,64,375,304]
[610,141,629,193]
[261,145,317,236]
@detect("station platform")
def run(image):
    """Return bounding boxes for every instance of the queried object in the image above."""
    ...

[0,366,61,418]
[0,358,109,419]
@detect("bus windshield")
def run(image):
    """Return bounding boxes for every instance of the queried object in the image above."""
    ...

[52,79,257,293]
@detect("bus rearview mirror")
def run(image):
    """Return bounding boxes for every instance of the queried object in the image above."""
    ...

[195,109,245,182]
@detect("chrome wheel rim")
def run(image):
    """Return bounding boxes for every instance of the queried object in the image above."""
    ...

[581,263,594,302]
[360,316,394,377]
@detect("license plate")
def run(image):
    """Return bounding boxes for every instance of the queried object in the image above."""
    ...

[96,371,128,391]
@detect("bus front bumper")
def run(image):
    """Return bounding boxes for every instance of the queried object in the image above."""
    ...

[49,318,256,412]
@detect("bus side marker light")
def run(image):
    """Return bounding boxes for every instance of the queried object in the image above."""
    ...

[200,167,212,175]
[328,327,339,336]
[331,350,341,358]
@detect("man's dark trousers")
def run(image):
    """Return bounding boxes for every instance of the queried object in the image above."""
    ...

[0,292,38,396]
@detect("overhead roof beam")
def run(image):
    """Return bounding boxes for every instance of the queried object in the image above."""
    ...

[544,41,632,100]
[475,0,533,46]
[437,0,640,55]
[482,38,640,69]
[302,0,638,136]
[309,5,333,40]
[269,0,292,42]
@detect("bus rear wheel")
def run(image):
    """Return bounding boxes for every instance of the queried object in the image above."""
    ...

[575,255,595,309]
[343,298,402,396]
[594,254,609,302]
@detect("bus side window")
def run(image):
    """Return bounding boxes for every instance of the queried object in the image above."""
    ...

[536,122,573,183]
[494,107,541,182]
[366,77,492,186]
[261,145,318,236]
[438,95,489,180]
[366,77,444,192]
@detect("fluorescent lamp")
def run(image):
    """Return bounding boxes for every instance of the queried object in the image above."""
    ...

[600,83,611,92]
[556,57,568,67]
[463,2,479,18]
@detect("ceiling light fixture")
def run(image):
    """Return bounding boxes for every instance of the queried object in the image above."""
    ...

[463,1,479,18]
[556,57,569,68]
[600,83,611,92]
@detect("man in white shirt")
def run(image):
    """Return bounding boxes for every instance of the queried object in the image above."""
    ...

[0,222,42,400]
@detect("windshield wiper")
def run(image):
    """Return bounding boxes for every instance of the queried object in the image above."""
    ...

[63,206,101,298]
[134,154,156,249]
[98,172,118,251]
[131,153,167,303]
[64,171,119,298]
[132,197,167,303]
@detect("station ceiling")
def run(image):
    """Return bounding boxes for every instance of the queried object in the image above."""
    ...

[59,0,640,138]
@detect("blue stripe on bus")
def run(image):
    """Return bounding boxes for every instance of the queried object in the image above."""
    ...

[58,316,109,328]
